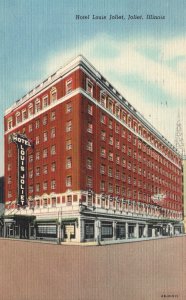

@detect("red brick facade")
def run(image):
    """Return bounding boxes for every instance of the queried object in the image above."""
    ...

[4,55,183,223]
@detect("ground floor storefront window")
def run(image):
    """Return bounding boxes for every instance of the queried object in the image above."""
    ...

[101,222,113,239]
[128,224,135,238]
[85,220,94,240]
[116,223,125,239]
[63,222,76,240]
[36,224,57,238]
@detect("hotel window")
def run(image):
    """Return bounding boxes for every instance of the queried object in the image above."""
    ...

[8,190,12,198]
[35,99,41,113]
[29,124,33,132]
[87,122,93,133]
[128,134,131,142]
[35,136,40,145]
[43,115,48,125]
[22,109,27,121]
[108,99,113,113]
[51,180,56,190]
[87,140,93,152]
[34,152,39,161]
[122,129,126,137]
[115,170,120,180]
[128,176,131,184]
[122,158,126,167]
[29,185,33,193]
[67,195,72,206]
[66,176,72,187]
[7,117,13,130]
[108,183,113,193]
[100,181,105,191]
[122,145,126,153]
[100,147,106,158]
[35,120,40,129]
[100,164,105,174]
[87,176,93,188]
[8,163,11,171]
[15,112,21,125]
[51,127,56,138]
[43,181,48,191]
[86,79,93,96]
[51,162,56,172]
[50,111,56,121]
[8,176,12,184]
[108,119,113,129]
[115,105,120,118]
[43,165,48,174]
[115,140,120,149]
[100,91,107,107]
[28,103,33,117]
[121,111,126,123]
[66,102,72,113]
[128,161,131,170]
[100,113,106,124]
[51,145,56,155]
[36,167,40,176]
[29,154,33,162]
[88,103,93,115]
[43,199,48,208]
[29,170,33,179]
[66,157,72,169]
[43,148,48,158]
[108,151,113,161]
[43,131,48,142]
[115,124,119,133]
[51,197,56,207]
[43,95,48,108]
[87,158,93,170]
[128,148,132,156]
[66,139,72,150]
[66,120,72,132]
[36,183,40,192]
[116,186,120,194]
[109,136,113,145]
[121,173,126,182]
[108,167,113,177]
[66,78,72,94]
[116,155,120,164]
[128,116,132,128]
[101,130,106,141]
[8,149,12,158]
[36,199,40,207]
[50,87,57,102]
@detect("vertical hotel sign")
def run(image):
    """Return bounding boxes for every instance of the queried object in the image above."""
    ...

[12,133,32,207]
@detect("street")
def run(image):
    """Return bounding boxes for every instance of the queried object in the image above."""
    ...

[0,236,185,300]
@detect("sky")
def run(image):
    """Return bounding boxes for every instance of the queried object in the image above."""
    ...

[0,0,186,176]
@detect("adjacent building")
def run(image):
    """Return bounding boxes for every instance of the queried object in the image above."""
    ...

[3,55,183,242]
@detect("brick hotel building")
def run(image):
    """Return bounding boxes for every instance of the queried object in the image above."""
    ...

[3,55,183,242]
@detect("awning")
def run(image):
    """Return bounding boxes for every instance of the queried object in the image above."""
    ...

[3,215,36,222]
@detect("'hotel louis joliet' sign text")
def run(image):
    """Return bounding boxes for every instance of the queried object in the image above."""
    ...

[12,133,32,207]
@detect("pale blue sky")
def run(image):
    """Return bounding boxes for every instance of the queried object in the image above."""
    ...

[1,0,186,175]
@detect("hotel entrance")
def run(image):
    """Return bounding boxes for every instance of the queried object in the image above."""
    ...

[3,215,36,239]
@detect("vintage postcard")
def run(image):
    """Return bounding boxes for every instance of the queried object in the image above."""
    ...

[0,1,186,300]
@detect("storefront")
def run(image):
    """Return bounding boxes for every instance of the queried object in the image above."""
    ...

[116,223,125,239]
[3,215,35,239]
[35,219,58,239]
[84,220,94,240]
[62,218,78,241]
[101,221,113,240]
